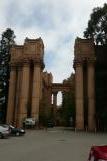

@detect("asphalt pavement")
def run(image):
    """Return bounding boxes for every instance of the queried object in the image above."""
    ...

[0,127,107,161]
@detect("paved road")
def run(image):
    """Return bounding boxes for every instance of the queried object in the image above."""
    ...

[0,128,107,161]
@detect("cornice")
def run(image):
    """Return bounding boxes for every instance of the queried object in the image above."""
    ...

[73,56,96,69]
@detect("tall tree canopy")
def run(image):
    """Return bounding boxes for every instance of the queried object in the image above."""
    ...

[84,3,107,45]
[0,28,15,122]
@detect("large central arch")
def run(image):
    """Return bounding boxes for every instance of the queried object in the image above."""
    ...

[52,83,72,107]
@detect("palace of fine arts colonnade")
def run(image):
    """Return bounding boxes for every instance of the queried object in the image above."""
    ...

[7,36,106,131]
[6,38,45,127]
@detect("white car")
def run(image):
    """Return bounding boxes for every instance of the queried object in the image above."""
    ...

[0,125,10,138]
[23,118,36,127]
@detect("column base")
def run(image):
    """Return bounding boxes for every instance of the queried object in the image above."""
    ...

[76,122,84,130]
[17,113,27,127]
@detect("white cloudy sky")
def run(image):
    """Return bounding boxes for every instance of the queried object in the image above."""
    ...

[0,0,106,83]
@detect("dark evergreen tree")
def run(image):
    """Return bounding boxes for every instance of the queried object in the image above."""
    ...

[0,28,15,123]
[62,74,75,127]
[84,3,107,44]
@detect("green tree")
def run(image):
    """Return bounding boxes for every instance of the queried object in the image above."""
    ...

[62,74,75,127]
[62,92,75,126]
[0,28,15,122]
[84,3,107,44]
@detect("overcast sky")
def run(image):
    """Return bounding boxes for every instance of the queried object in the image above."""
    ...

[0,0,106,84]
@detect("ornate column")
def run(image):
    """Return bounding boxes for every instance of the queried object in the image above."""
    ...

[53,92,58,122]
[31,61,41,121]
[87,59,95,131]
[18,60,30,127]
[6,64,16,124]
[53,92,58,107]
[39,71,43,100]
[14,64,22,126]
[75,61,84,130]
[47,86,52,117]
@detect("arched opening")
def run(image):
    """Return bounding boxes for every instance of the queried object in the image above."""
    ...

[51,82,75,127]
[57,92,62,106]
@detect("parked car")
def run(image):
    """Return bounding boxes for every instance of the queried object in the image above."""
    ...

[2,124,25,136]
[47,120,54,128]
[0,125,10,138]
[23,118,36,128]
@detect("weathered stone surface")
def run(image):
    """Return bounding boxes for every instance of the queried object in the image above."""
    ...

[6,38,46,127]
[74,38,96,131]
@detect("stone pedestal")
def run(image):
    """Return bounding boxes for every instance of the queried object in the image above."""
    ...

[87,61,95,131]
[31,64,41,121]
[75,63,84,130]
[6,66,16,124]
[18,62,30,127]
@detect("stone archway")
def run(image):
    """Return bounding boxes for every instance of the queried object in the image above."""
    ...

[51,83,72,125]
[52,83,72,106]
